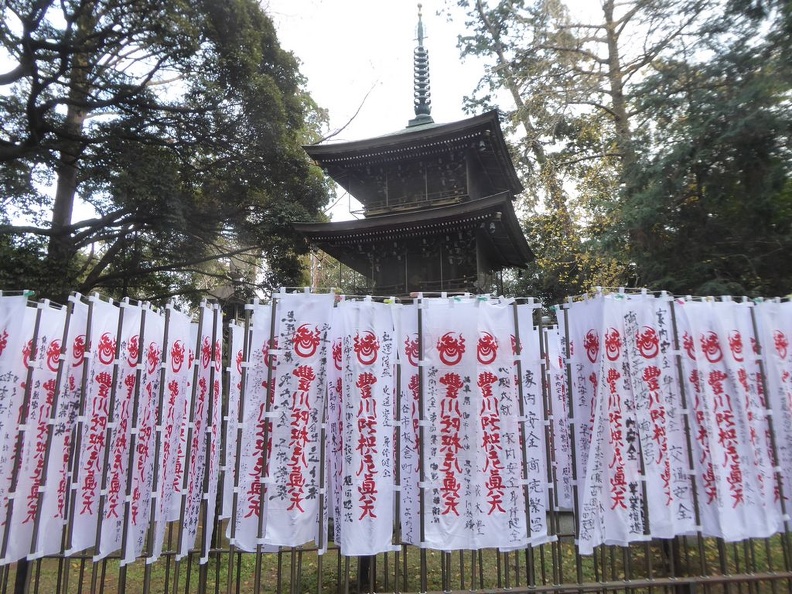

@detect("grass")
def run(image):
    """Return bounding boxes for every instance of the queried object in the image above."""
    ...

[8,530,792,594]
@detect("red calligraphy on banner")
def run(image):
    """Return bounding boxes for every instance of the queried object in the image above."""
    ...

[245,403,268,518]
[604,328,622,362]
[72,335,86,367]
[642,365,671,504]
[147,342,161,375]
[774,330,788,359]
[404,334,419,367]
[81,372,113,514]
[98,332,116,366]
[46,339,61,372]
[606,368,627,510]
[107,374,135,519]
[439,373,463,515]
[690,370,717,504]
[131,383,155,525]
[728,330,744,362]
[293,326,321,358]
[635,326,658,359]
[127,335,139,367]
[165,380,180,493]
[287,364,315,512]
[186,376,209,499]
[683,332,696,360]
[476,333,498,365]
[584,330,599,363]
[170,341,185,373]
[245,374,275,518]
[437,333,465,366]
[478,371,504,514]
[356,372,378,519]
[201,337,212,369]
[24,378,56,522]
[408,374,420,450]
[700,332,724,364]
[22,339,33,369]
[708,370,743,507]
[354,332,380,366]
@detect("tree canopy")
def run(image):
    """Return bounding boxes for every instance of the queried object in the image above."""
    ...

[1,0,790,304]
[0,0,331,305]
[453,0,792,300]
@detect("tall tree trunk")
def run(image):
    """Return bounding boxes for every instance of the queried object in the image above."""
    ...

[602,0,637,177]
[45,4,94,300]
[474,0,571,218]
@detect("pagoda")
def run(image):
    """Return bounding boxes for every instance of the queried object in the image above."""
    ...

[294,6,533,295]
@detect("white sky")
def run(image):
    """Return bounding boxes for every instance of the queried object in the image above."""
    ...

[263,1,596,220]
[264,0,481,144]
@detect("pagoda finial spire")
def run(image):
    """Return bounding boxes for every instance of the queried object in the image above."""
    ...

[407,3,434,127]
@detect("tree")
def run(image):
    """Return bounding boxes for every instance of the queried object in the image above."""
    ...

[452,0,791,299]
[0,0,330,303]
[622,3,792,295]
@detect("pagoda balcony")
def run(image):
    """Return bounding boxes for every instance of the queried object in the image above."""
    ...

[374,275,479,297]
[351,189,468,218]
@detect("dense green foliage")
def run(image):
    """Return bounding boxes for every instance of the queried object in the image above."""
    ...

[1,0,789,303]
[454,0,792,301]
[0,0,330,304]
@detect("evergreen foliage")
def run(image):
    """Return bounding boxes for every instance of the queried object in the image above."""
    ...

[0,0,330,304]
[454,0,792,299]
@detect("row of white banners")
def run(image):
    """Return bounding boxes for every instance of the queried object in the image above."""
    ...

[0,291,790,564]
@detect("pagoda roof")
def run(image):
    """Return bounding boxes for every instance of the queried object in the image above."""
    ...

[294,192,534,270]
[304,110,524,197]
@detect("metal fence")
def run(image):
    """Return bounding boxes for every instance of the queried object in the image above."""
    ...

[7,523,792,593]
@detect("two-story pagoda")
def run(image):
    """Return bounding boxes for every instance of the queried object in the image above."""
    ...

[294,7,533,295]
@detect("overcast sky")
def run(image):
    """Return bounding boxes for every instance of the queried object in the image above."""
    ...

[264,0,482,142]
[263,1,598,220]
[263,0,490,219]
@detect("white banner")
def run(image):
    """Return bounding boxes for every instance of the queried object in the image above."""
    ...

[420,298,478,549]
[326,304,344,545]
[755,300,792,518]
[477,300,528,550]
[0,295,33,562]
[34,296,89,559]
[98,301,143,560]
[221,320,245,520]
[394,302,420,546]
[69,296,121,555]
[558,297,602,505]
[419,297,529,550]
[513,304,550,544]
[577,295,647,553]
[260,292,333,548]
[334,299,395,556]
[544,325,573,511]
[4,302,66,563]
[229,302,275,551]
[177,303,222,560]
[622,294,696,538]
[679,299,782,541]
[122,306,165,565]
[149,307,193,563]
[201,307,223,564]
